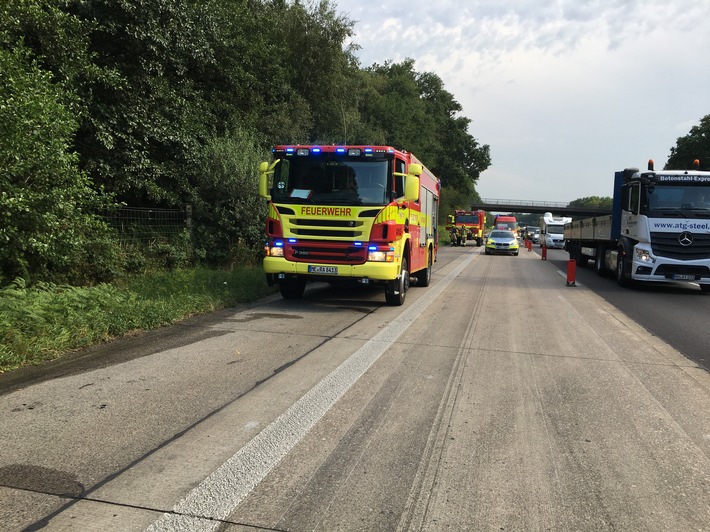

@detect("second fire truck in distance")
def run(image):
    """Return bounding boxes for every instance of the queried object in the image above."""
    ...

[446,209,486,246]
[259,145,441,305]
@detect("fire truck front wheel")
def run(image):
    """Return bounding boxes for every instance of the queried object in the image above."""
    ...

[414,250,432,287]
[279,277,306,299]
[385,257,409,306]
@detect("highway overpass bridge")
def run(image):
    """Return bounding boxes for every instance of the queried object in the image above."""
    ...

[472,199,611,218]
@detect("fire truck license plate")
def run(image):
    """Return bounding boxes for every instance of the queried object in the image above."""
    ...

[309,266,338,274]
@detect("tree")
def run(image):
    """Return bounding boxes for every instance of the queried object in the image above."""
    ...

[567,196,613,209]
[666,115,710,171]
[0,42,114,283]
[357,59,490,195]
[190,128,268,265]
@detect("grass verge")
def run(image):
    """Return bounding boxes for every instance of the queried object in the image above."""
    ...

[0,266,276,374]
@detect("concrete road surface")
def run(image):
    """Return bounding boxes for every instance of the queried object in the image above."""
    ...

[1,247,709,531]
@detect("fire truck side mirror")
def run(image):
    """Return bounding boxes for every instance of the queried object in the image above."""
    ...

[404,174,420,202]
[402,163,422,202]
[258,161,271,199]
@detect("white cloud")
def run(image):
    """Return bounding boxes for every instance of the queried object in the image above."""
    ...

[334,0,710,203]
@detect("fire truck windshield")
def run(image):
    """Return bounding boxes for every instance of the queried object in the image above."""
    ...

[455,215,481,224]
[271,157,391,205]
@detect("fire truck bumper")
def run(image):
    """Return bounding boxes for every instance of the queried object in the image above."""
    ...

[263,257,401,282]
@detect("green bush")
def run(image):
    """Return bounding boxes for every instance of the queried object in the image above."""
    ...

[0,43,115,285]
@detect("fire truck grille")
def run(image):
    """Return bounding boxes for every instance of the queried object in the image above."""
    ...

[289,244,367,264]
[651,232,710,260]
[289,218,365,239]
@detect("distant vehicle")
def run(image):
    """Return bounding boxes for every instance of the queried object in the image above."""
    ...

[485,230,519,256]
[525,226,540,243]
[564,160,710,290]
[539,212,572,249]
[494,214,518,237]
[446,209,485,246]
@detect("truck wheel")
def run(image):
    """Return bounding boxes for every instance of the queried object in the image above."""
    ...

[615,249,630,287]
[414,251,432,287]
[279,278,306,299]
[385,257,409,306]
[595,248,605,276]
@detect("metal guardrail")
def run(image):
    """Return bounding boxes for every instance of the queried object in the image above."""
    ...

[481,198,571,208]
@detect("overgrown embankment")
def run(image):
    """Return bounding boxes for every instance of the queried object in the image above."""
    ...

[0,267,275,373]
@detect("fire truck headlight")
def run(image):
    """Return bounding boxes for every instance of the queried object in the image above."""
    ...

[268,241,285,257]
[634,248,654,263]
[368,250,395,262]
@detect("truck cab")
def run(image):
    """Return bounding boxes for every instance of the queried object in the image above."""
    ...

[617,163,710,288]
[565,160,710,291]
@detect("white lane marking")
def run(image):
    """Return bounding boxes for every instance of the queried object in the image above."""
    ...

[147,252,475,531]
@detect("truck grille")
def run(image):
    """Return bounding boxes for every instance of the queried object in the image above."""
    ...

[654,264,710,277]
[651,232,710,260]
[289,218,365,239]
[286,242,367,264]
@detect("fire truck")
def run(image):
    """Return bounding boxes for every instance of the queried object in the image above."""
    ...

[494,214,518,236]
[445,210,486,246]
[258,145,441,305]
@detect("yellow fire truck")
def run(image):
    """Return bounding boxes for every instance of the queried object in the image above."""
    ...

[259,145,441,305]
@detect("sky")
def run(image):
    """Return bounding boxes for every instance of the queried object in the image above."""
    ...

[332,0,710,203]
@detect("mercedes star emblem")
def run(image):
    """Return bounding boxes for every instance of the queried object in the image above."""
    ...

[678,232,694,246]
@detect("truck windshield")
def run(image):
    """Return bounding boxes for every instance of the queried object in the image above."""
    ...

[645,185,710,214]
[456,215,481,224]
[271,156,391,206]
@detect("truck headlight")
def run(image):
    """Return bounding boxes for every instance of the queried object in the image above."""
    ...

[634,248,654,263]
[368,249,395,262]
[266,241,285,257]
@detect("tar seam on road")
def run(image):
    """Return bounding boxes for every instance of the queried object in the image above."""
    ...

[147,252,477,532]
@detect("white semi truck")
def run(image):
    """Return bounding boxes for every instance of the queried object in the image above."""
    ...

[539,212,572,249]
[564,160,710,291]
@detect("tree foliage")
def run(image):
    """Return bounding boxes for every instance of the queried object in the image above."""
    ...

[568,196,613,209]
[666,114,710,171]
[0,9,115,284]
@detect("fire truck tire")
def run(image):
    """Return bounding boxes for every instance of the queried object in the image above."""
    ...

[385,257,409,306]
[414,250,432,287]
[279,278,306,299]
